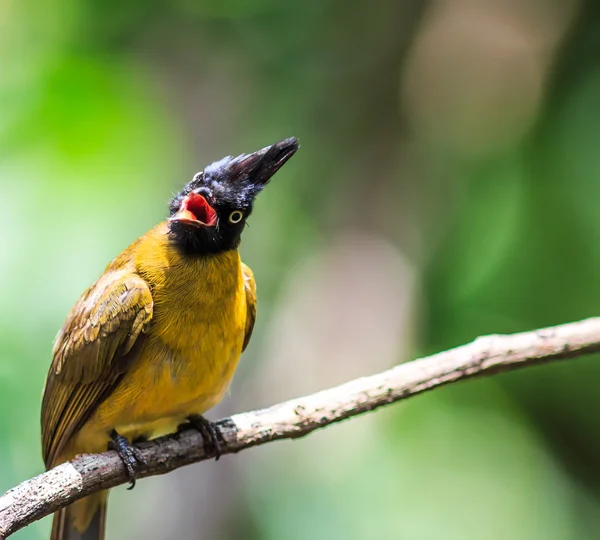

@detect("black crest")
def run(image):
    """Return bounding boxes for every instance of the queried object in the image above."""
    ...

[169,138,298,255]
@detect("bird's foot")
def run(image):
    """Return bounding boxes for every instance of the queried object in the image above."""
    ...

[108,429,147,490]
[180,415,223,461]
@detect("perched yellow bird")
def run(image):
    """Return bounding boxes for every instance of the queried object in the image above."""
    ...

[41,138,298,540]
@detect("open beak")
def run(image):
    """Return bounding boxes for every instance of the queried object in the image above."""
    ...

[170,192,218,227]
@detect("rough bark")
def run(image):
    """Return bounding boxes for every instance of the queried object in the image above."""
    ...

[2,317,599,538]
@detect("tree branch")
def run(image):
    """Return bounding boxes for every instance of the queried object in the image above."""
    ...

[2,317,600,538]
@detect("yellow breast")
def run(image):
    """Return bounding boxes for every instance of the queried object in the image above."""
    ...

[86,224,247,443]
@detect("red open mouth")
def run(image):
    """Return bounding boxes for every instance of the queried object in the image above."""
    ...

[170,192,217,227]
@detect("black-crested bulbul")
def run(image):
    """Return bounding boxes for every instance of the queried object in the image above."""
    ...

[41,138,298,540]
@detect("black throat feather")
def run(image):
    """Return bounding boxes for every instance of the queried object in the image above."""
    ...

[168,221,241,256]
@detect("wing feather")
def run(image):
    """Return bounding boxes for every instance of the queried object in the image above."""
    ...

[41,270,153,467]
[242,263,257,352]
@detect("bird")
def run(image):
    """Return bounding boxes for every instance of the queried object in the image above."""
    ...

[41,137,299,540]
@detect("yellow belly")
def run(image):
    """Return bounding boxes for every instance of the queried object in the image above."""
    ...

[102,329,244,440]
[67,245,247,457]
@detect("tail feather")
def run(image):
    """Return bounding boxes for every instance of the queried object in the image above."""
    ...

[51,493,108,540]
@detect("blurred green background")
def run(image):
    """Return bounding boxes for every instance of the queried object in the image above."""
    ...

[2,0,600,538]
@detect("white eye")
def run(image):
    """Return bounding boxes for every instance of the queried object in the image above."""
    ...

[228,210,244,224]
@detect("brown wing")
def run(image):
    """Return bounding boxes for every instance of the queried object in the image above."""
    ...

[41,269,153,467]
[242,263,256,352]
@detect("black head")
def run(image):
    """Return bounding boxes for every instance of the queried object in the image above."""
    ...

[169,137,299,255]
